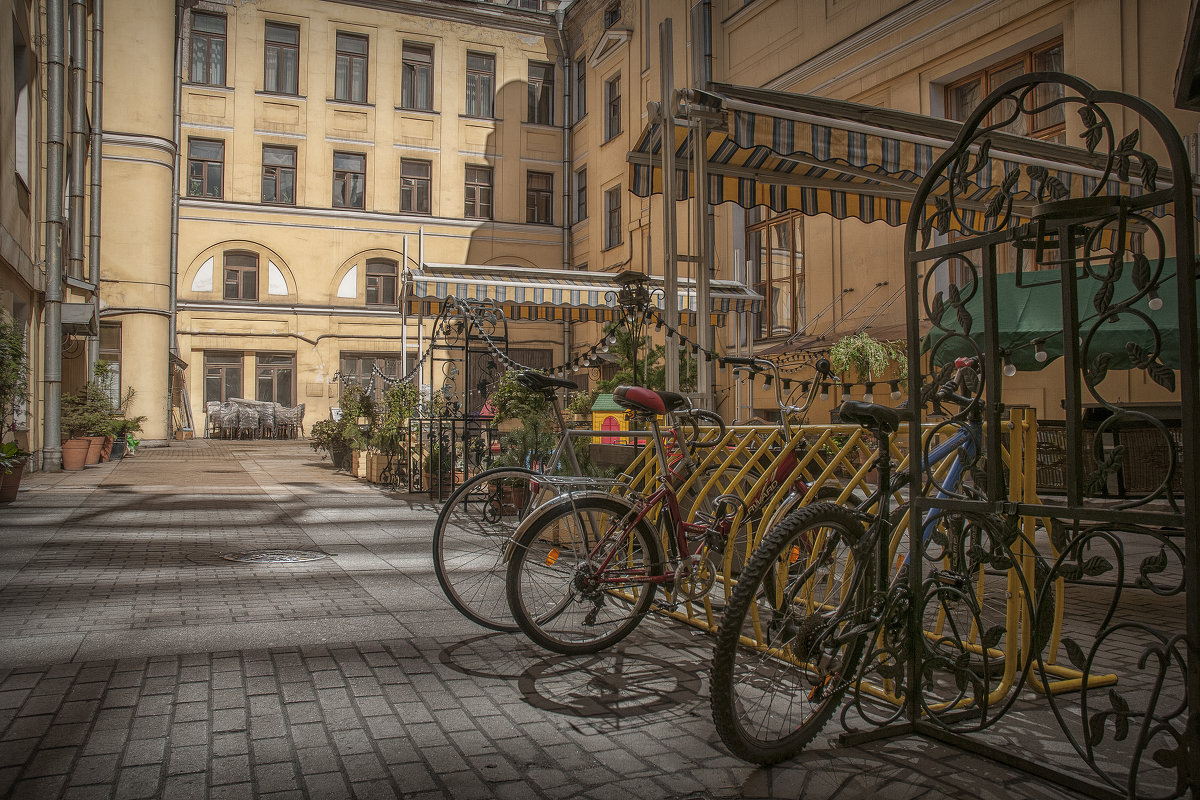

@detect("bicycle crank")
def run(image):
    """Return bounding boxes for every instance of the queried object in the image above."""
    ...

[674,552,718,601]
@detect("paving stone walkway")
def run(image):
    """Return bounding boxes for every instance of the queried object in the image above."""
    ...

[0,440,1110,799]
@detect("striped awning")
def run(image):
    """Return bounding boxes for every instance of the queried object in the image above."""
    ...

[629,83,1185,231]
[403,263,762,324]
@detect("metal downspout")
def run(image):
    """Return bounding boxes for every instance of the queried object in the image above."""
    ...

[87,0,103,371]
[659,20,679,393]
[169,1,186,436]
[42,0,67,471]
[556,10,572,370]
[692,0,713,409]
[68,0,86,292]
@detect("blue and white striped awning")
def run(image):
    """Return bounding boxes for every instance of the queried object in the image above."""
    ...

[403,263,762,324]
[629,83,1191,231]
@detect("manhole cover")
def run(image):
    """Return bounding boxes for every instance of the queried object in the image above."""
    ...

[220,549,332,563]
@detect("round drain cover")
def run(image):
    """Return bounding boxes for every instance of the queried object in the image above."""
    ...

[221,549,331,563]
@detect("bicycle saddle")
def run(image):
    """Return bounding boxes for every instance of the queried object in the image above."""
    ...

[839,400,901,434]
[516,371,579,395]
[613,386,689,415]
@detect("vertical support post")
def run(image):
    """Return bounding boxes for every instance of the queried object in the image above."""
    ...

[691,0,713,408]
[401,236,408,371]
[87,0,104,373]
[659,20,679,393]
[42,0,67,472]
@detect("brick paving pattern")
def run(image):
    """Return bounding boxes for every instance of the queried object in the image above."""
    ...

[0,440,1164,798]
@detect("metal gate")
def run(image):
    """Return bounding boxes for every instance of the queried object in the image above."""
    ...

[884,72,1197,799]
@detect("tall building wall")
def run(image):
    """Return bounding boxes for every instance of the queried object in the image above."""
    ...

[99,0,177,442]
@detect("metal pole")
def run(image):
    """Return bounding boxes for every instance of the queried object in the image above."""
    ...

[691,0,713,408]
[43,0,67,471]
[87,0,104,372]
[660,20,679,393]
[68,0,86,288]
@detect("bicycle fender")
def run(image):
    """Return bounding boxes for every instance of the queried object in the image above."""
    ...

[500,490,650,563]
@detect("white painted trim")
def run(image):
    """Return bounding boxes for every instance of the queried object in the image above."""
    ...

[178,300,405,318]
[191,257,214,292]
[337,265,358,298]
[268,261,288,295]
[253,129,308,140]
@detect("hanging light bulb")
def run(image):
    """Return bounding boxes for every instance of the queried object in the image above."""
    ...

[862,382,875,403]
[1003,354,1018,377]
[607,333,617,345]
[889,380,902,400]
[841,384,852,400]
[1034,342,1049,363]
[1148,287,1164,311]
[819,382,830,400]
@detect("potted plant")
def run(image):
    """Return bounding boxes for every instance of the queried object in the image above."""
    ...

[372,381,419,483]
[108,414,146,460]
[309,419,351,470]
[337,384,376,477]
[0,319,30,500]
[829,332,908,389]
[60,386,109,470]
[422,438,453,491]
[489,369,557,472]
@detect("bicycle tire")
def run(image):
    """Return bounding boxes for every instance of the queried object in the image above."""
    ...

[433,466,548,632]
[506,495,664,655]
[711,502,872,764]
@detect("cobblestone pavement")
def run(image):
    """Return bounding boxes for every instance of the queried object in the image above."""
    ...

[0,440,1109,799]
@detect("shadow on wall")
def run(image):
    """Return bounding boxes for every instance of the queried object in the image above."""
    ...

[455,78,571,413]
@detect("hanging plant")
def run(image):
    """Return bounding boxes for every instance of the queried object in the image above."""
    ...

[829,332,908,383]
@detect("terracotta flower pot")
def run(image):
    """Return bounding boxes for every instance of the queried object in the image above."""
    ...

[84,436,105,465]
[0,459,25,503]
[62,438,90,470]
[100,435,114,462]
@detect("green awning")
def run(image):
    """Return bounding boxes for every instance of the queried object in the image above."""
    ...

[925,258,1193,371]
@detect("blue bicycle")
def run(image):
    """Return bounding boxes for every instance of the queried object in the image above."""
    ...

[710,357,1055,764]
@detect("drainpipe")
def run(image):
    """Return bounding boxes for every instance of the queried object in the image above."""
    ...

[556,10,572,370]
[169,2,190,435]
[68,0,86,291]
[660,20,679,394]
[42,0,67,471]
[691,0,713,409]
[87,0,104,370]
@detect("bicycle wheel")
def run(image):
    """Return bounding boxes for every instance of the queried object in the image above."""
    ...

[507,495,663,655]
[711,502,872,764]
[433,467,553,632]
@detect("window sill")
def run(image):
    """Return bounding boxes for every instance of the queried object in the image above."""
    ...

[185,82,232,92]
[186,194,225,202]
[327,98,373,109]
[257,90,306,101]
[464,215,494,222]
[333,205,367,212]
[399,209,432,216]
[524,120,558,130]
[601,242,623,253]
[602,132,623,145]
[526,220,556,226]
[570,114,589,129]
[396,106,438,115]
[460,114,502,123]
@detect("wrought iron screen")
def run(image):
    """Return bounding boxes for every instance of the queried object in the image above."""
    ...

[894,73,1196,799]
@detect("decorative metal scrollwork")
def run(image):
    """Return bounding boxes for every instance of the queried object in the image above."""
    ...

[903,72,1194,799]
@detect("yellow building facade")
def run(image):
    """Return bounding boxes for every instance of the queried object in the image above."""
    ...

[3,0,1196,467]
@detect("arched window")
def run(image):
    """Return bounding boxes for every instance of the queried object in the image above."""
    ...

[365,259,398,307]
[223,251,258,301]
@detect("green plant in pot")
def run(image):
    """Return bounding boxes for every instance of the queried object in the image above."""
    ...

[829,332,908,395]
[108,414,145,460]
[60,365,117,469]
[423,438,453,487]
[0,319,30,500]
[338,383,376,453]
[489,369,558,471]
[374,381,418,456]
